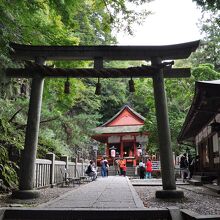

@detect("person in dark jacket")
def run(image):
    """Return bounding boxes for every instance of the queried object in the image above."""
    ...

[86,160,97,181]
[139,161,145,179]
[180,153,189,182]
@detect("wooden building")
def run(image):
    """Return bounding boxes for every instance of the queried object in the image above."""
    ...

[178,80,220,185]
[92,105,148,167]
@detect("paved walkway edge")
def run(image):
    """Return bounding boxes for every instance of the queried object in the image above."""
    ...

[126,177,145,208]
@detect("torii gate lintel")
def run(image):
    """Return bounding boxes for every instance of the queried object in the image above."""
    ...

[6,65,191,78]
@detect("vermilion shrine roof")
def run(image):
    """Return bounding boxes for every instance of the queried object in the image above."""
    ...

[102,105,145,127]
[93,105,146,138]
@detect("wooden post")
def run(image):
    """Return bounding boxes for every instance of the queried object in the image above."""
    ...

[12,57,45,199]
[61,156,69,169]
[106,144,109,157]
[152,57,183,198]
[61,155,68,182]
[46,153,55,187]
[74,158,78,178]
[133,141,137,167]
[81,159,84,176]
[77,158,83,177]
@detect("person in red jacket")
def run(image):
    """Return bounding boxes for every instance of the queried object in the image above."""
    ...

[145,158,152,179]
[120,159,127,176]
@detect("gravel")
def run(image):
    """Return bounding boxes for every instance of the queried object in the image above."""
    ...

[134,185,220,215]
[0,185,79,208]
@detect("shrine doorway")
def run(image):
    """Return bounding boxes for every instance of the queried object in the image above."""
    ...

[123,142,133,157]
[123,141,135,167]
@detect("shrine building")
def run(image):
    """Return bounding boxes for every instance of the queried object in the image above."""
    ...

[92,105,148,167]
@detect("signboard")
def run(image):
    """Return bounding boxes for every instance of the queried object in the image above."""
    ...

[152,161,161,171]
[108,136,120,143]
[122,135,134,141]
[136,135,148,144]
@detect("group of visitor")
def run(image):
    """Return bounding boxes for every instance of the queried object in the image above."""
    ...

[86,157,128,179]
[114,158,127,176]
[85,157,109,180]
[138,158,153,179]
[86,153,198,182]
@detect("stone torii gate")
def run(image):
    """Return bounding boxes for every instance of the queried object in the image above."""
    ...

[6,41,200,199]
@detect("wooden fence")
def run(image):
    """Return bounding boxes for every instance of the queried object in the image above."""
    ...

[34,153,89,189]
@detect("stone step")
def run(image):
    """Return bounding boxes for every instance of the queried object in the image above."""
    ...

[98,167,135,176]
[192,175,211,183]
[188,179,203,186]
[203,184,220,194]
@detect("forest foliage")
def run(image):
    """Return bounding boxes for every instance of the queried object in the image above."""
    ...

[0,0,219,190]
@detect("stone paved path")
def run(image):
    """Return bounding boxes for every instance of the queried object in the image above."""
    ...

[39,176,144,209]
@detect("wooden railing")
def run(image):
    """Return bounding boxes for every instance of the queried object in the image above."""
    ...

[34,153,89,189]
[35,159,51,188]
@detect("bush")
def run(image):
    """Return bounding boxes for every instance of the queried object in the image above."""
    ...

[0,146,18,191]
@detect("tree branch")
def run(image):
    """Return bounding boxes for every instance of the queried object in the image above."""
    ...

[8,108,23,123]
[16,116,59,130]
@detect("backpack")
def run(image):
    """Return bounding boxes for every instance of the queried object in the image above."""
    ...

[180,156,188,168]
[85,165,92,174]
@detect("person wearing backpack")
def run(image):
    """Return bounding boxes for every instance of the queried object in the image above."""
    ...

[100,157,108,177]
[180,153,189,182]
[139,160,145,179]
[86,160,97,181]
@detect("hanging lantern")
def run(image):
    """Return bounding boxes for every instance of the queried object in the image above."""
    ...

[137,145,142,157]
[95,78,101,95]
[137,148,142,157]
[110,146,116,158]
[129,77,135,92]
[64,78,70,94]
[111,149,116,158]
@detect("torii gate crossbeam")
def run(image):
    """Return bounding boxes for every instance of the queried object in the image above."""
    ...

[7,41,200,199]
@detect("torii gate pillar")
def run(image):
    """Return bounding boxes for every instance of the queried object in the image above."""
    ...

[12,57,45,199]
[152,57,184,198]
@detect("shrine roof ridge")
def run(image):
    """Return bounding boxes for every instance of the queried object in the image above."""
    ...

[101,105,145,127]
[93,125,144,134]
[9,40,200,61]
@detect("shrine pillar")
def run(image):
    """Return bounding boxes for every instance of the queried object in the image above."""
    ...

[152,57,183,198]
[12,57,45,199]
[106,144,109,157]
[120,141,123,158]
[133,141,137,166]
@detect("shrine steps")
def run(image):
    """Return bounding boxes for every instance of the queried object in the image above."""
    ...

[98,166,136,176]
